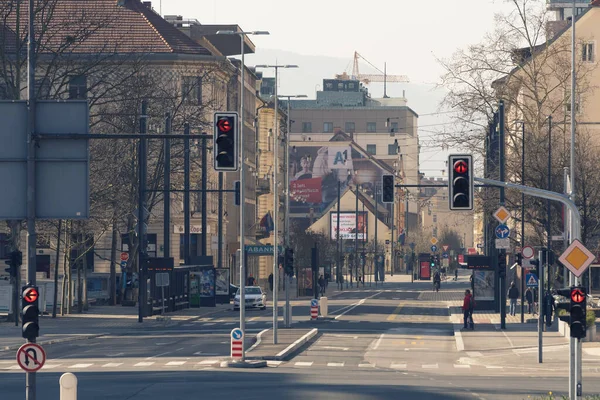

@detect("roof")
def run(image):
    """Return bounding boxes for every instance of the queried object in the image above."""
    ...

[0,0,212,56]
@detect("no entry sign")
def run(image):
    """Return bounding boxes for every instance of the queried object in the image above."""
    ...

[16,343,46,372]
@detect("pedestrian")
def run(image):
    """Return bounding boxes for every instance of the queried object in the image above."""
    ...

[454,269,458,281]
[470,273,474,291]
[462,289,475,330]
[268,273,274,292]
[433,270,441,292]
[544,290,555,327]
[247,275,255,287]
[508,281,520,316]
[525,287,533,314]
[324,272,330,290]
[318,275,325,296]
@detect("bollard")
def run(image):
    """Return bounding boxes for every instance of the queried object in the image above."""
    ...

[320,297,328,317]
[60,372,78,400]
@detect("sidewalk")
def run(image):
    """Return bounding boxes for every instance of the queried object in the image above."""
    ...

[0,303,231,351]
[246,328,318,361]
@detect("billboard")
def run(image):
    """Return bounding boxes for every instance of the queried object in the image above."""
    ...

[330,212,367,240]
[289,141,389,223]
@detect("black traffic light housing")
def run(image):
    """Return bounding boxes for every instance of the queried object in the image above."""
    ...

[448,154,473,210]
[429,255,435,268]
[498,251,507,278]
[530,259,540,278]
[570,286,587,339]
[284,248,294,276]
[213,112,239,171]
[515,253,522,265]
[556,288,571,322]
[4,250,22,277]
[21,285,40,341]
[382,175,394,204]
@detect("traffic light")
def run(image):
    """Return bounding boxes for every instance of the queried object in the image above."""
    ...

[515,253,522,265]
[556,288,571,322]
[430,255,435,268]
[213,112,239,171]
[448,154,473,210]
[530,259,540,278]
[570,286,587,339]
[4,251,21,277]
[21,285,40,341]
[382,175,394,203]
[284,248,294,276]
[498,251,506,278]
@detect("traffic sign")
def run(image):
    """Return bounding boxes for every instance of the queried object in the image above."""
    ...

[558,239,595,278]
[120,252,129,262]
[230,328,244,359]
[430,245,437,253]
[430,237,438,246]
[155,273,170,287]
[526,273,538,287]
[310,299,319,320]
[23,287,39,303]
[495,238,510,249]
[120,260,127,270]
[442,252,449,259]
[571,288,586,303]
[442,245,449,252]
[521,246,534,259]
[493,206,511,223]
[16,343,46,372]
[311,299,318,307]
[495,224,510,239]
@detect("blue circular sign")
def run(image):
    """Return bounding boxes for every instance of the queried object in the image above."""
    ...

[495,224,510,239]
[311,299,318,308]
[431,245,438,253]
[231,328,243,340]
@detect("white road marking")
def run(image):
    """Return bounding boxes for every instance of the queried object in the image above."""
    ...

[327,362,345,367]
[319,346,349,351]
[422,364,439,369]
[371,334,385,350]
[155,342,174,346]
[193,352,220,356]
[359,363,375,368]
[466,351,482,357]
[204,323,216,326]
[107,353,124,357]
[294,362,314,367]
[197,360,219,365]
[134,362,155,367]
[485,366,503,369]
[166,361,186,366]
[69,363,93,369]
[333,291,382,320]
[102,363,123,368]
[6,365,22,370]
[390,363,407,369]
[267,361,283,367]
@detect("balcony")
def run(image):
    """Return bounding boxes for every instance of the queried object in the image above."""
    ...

[256,177,270,195]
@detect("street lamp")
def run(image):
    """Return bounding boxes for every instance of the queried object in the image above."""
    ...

[255,64,299,344]
[278,94,307,328]
[217,29,269,362]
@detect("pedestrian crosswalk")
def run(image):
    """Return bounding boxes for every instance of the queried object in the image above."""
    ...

[278,360,501,370]
[0,358,226,372]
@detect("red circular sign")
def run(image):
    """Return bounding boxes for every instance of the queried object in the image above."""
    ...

[16,343,46,372]
[571,289,585,303]
[217,118,232,132]
[120,252,129,262]
[23,287,39,303]
[454,160,468,174]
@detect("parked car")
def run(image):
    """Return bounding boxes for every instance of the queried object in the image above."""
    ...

[233,286,267,310]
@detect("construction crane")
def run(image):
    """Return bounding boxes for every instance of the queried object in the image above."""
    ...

[335,51,409,98]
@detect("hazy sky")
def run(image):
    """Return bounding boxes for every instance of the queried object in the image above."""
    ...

[159,0,516,175]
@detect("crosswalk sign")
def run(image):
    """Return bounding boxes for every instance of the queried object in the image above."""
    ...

[526,273,538,287]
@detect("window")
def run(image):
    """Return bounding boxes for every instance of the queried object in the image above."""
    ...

[388,144,398,155]
[366,144,376,155]
[182,76,202,105]
[565,89,580,113]
[367,122,377,133]
[180,234,200,260]
[337,82,344,91]
[68,75,87,99]
[323,122,333,133]
[390,122,399,133]
[302,122,312,133]
[345,122,355,133]
[582,43,595,62]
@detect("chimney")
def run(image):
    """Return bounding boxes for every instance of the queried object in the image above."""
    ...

[142,1,152,9]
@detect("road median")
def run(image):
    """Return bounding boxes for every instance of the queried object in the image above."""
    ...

[246,328,318,361]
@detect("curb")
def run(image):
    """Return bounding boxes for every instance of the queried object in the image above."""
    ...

[248,328,319,361]
[1,333,107,352]
[246,329,269,353]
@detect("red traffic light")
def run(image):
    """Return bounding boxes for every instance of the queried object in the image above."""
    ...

[23,287,39,303]
[571,288,585,303]
[454,160,468,174]
[217,118,233,132]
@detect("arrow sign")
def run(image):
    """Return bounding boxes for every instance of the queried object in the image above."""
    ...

[495,224,510,239]
[431,245,437,253]
[231,328,243,340]
[23,287,39,303]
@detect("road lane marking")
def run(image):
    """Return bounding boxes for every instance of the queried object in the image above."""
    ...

[197,360,219,365]
[69,363,93,369]
[267,361,282,366]
[327,362,344,367]
[371,334,385,350]
[294,362,313,367]
[107,353,124,357]
[390,363,407,369]
[166,361,186,366]
[204,323,216,326]
[422,364,438,369]
[44,364,62,369]
[333,291,382,320]
[359,363,375,368]
[319,346,349,351]
[387,303,403,321]
[134,362,155,367]
[102,363,123,368]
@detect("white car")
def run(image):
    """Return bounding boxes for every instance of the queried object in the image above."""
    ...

[233,286,267,310]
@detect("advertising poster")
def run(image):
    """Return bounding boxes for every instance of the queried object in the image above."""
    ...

[330,212,367,240]
[474,270,495,300]
[198,269,215,298]
[215,269,229,296]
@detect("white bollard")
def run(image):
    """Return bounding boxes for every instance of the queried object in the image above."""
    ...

[321,297,328,317]
[60,372,78,400]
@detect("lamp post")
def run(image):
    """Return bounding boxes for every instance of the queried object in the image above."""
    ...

[255,64,298,344]
[216,29,269,361]
[278,94,307,328]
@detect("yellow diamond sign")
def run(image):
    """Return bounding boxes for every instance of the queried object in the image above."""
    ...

[493,206,511,224]
[431,237,438,246]
[558,239,595,278]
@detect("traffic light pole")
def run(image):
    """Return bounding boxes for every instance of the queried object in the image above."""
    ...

[538,250,544,364]
[474,176,581,399]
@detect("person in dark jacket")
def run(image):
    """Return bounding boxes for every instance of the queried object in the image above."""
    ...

[525,287,534,314]
[508,282,520,316]
[268,273,274,292]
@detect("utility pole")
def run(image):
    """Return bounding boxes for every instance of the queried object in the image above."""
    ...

[138,101,148,323]
[164,114,171,259]
[201,135,208,256]
[336,180,341,290]
[183,123,191,265]
[547,116,552,292]
[499,100,506,330]
[521,121,525,324]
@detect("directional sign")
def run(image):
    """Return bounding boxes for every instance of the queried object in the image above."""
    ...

[442,245,449,252]
[526,273,538,287]
[311,299,319,308]
[495,224,510,239]
[310,299,319,320]
[23,287,39,303]
[120,252,129,262]
[493,206,511,224]
[16,343,46,372]
[120,260,127,270]
[571,288,586,303]
[231,328,243,341]
[521,246,535,259]
[442,252,449,259]
[230,328,244,359]
[430,237,438,246]
[430,245,437,253]
[558,239,595,278]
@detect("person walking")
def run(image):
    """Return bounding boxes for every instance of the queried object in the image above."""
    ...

[268,273,274,292]
[454,269,458,281]
[462,289,474,330]
[525,287,534,314]
[318,275,325,296]
[508,282,520,316]
[433,270,441,292]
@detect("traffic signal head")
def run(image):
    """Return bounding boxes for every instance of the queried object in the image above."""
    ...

[430,255,435,267]
[21,285,40,341]
[284,248,294,276]
[382,175,394,203]
[515,253,522,265]
[448,154,473,210]
[570,286,587,339]
[213,112,239,171]
[498,252,507,278]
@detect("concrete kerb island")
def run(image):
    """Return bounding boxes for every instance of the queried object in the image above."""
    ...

[245,328,319,361]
